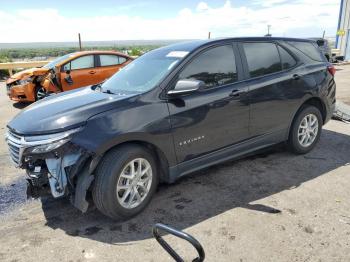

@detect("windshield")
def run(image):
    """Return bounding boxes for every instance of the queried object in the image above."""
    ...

[101,48,188,94]
[43,53,72,69]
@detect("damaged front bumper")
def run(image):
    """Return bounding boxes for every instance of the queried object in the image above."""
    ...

[5,127,97,212]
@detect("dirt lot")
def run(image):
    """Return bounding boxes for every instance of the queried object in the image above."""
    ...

[0,66,350,262]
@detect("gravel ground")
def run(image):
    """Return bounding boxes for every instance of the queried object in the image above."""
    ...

[0,66,349,262]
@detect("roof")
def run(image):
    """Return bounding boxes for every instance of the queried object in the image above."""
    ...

[55,50,132,67]
[69,50,130,58]
[162,37,315,53]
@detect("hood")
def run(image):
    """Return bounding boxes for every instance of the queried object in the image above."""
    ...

[8,87,137,135]
[6,67,49,84]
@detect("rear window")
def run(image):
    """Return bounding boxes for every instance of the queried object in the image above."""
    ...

[287,41,324,62]
[278,46,297,70]
[100,55,128,66]
[243,42,282,78]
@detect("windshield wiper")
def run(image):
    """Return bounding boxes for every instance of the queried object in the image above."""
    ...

[102,89,115,94]
[91,81,115,94]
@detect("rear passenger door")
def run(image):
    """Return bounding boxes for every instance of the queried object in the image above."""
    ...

[239,42,301,139]
[167,44,250,164]
[95,54,129,83]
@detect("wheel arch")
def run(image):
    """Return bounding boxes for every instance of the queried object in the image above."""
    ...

[300,97,327,123]
[288,96,327,139]
[96,140,171,184]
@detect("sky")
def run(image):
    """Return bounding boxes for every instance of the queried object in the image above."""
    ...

[0,0,341,43]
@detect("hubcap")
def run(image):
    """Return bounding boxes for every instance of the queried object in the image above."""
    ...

[116,158,152,209]
[298,114,319,147]
[36,87,47,100]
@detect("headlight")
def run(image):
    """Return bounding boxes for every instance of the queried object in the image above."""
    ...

[27,138,70,154]
[18,77,33,85]
[24,127,82,154]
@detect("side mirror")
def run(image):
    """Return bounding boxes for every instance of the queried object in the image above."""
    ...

[167,79,205,96]
[64,72,73,85]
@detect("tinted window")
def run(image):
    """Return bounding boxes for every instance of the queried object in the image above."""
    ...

[288,41,324,62]
[278,46,296,69]
[100,55,120,66]
[63,55,94,71]
[179,45,237,89]
[243,42,282,78]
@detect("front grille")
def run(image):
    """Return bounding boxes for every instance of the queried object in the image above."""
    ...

[6,130,25,167]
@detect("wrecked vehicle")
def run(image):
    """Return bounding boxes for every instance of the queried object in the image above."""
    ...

[6,51,133,102]
[6,37,336,220]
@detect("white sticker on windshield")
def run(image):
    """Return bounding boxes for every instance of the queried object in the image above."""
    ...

[166,51,189,58]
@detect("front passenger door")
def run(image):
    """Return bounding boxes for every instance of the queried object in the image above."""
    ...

[167,44,250,164]
[60,55,97,91]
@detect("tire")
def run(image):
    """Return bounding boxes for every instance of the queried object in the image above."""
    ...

[288,105,323,154]
[35,86,47,101]
[92,144,158,220]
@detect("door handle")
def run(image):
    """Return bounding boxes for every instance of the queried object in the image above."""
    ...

[89,70,96,74]
[229,89,244,98]
[292,74,300,80]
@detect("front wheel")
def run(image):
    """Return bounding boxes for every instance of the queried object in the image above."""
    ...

[92,145,158,220]
[288,105,323,154]
[35,86,47,101]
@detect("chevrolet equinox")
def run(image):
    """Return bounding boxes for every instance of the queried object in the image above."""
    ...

[6,37,336,220]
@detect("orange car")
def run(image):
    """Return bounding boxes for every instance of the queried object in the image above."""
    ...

[6,51,133,102]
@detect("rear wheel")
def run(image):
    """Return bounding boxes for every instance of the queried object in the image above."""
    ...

[92,145,158,220]
[288,105,323,154]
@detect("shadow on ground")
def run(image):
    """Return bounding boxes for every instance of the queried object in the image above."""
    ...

[40,129,350,244]
[0,177,29,215]
[12,101,31,109]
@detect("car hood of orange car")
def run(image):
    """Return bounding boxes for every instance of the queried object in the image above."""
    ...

[6,67,50,84]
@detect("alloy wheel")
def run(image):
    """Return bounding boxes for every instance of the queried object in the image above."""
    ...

[36,87,47,100]
[116,158,153,209]
[297,113,319,147]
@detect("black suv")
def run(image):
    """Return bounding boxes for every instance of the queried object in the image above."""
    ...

[6,37,336,220]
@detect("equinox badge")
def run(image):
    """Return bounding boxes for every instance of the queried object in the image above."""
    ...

[179,135,205,146]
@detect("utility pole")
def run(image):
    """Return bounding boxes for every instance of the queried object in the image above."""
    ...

[265,25,272,37]
[322,30,326,39]
[78,33,82,51]
[208,32,211,39]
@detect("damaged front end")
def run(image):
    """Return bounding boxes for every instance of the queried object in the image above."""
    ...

[5,127,97,212]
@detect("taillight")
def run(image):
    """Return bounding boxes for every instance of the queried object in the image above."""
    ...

[327,64,336,76]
